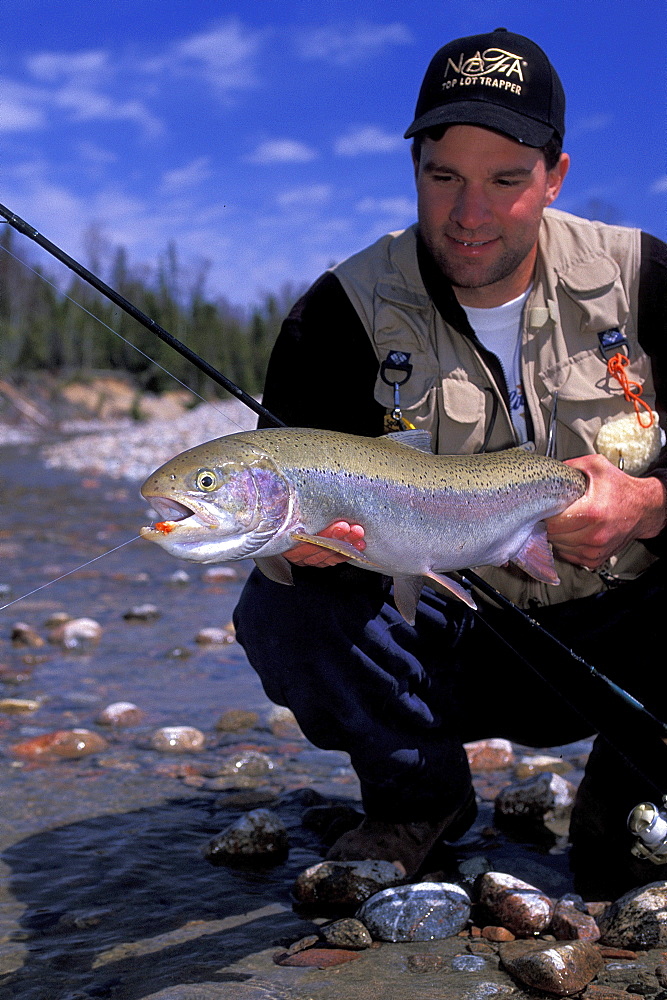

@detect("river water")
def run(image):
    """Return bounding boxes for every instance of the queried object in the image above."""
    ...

[0,442,592,1000]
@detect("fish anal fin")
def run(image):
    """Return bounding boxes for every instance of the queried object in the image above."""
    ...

[254,555,294,586]
[392,575,424,625]
[289,531,384,570]
[512,523,561,585]
[424,571,478,609]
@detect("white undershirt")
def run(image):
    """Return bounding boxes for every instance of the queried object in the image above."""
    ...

[461,287,531,444]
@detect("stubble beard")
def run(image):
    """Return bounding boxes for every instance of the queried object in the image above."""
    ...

[421,228,537,292]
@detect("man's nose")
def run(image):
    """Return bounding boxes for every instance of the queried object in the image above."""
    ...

[449,184,493,231]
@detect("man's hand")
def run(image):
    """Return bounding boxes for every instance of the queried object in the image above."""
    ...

[546,453,667,568]
[284,521,366,568]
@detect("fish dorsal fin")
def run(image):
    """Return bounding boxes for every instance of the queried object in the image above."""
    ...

[511,522,561,585]
[384,430,433,453]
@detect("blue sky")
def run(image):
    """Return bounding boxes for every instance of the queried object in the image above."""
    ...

[1,1,665,310]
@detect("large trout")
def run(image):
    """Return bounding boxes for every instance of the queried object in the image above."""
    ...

[139,427,586,623]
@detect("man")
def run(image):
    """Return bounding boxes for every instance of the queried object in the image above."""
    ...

[234,29,667,896]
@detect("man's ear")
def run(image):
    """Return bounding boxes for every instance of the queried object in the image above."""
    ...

[545,152,570,206]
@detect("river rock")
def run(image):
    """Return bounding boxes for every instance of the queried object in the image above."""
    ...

[293,859,404,909]
[274,947,359,968]
[598,880,667,949]
[320,917,373,949]
[356,881,471,942]
[479,871,554,936]
[195,626,234,645]
[11,622,44,647]
[149,726,206,752]
[452,953,489,971]
[96,702,144,726]
[203,808,288,862]
[551,894,601,941]
[494,771,576,834]
[502,940,603,996]
[202,566,238,583]
[215,709,259,732]
[514,754,573,780]
[267,705,304,738]
[49,617,102,648]
[0,698,40,713]
[12,728,109,759]
[464,738,515,771]
[123,604,161,622]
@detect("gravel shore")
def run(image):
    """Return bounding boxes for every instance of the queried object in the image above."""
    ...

[39,397,259,481]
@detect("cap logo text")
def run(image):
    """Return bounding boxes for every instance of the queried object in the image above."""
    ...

[442,47,525,95]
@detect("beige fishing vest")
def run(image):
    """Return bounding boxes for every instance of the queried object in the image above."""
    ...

[332,208,659,608]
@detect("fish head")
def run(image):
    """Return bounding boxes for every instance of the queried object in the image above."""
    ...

[139,434,295,563]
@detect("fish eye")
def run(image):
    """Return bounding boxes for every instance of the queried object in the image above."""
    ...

[195,469,218,492]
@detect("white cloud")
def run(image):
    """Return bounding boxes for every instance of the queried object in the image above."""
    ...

[356,196,416,218]
[27,50,110,83]
[160,157,212,194]
[276,184,332,208]
[0,81,46,131]
[298,22,412,65]
[245,139,318,165]
[568,114,613,137]
[157,18,265,96]
[335,125,403,156]
[650,175,667,194]
[75,141,118,165]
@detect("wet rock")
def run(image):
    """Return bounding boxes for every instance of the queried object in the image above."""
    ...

[214,789,279,810]
[96,702,144,727]
[514,754,573,780]
[195,626,234,644]
[12,728,109,759]
[482,925,515,941]
[215,709,259,732]
[462,985,516,997]
[587,902,612,920]
[293,859,404,909]
[44,612,71,627]
[203,808,288,862]
[0,698,40,713]
[207,750,275,783]
[465,738,515,771]
[494,771,576,835]
[280,933,320,956]
[456,855,493,896]
[356,882,471,942]
[267,705,304,738]
[453,953,489,971]
[320,917,372,950]
[301,803,365,844]
[49,617,102,648]
[274,947,359,968]
[149,726,206,753]
[202,566,238,583]
[598,880,667,949]
[502,940,603,996]
[406,953,445,973]
[551,894,601,941]
[123,604,161,622]
[582,986,639,999]
[11,622,44,647]
[168,569,190,585]
[479,871,554,937]
[164,646,191,659]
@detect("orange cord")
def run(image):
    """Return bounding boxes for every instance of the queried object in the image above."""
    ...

[607,353,654,428]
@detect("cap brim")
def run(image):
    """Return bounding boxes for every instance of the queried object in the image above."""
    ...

[404,101,557,146]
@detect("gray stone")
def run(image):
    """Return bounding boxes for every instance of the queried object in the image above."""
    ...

[502,940,603,995]
[480,871,554,937]
[320,917,372,949]
[293,859,404,908]
[123,604,161,621]
[599,880,667,949]
[452,953,488,971]
[356,881,471,942]
[495,771,575,835]
[203,808,288,862]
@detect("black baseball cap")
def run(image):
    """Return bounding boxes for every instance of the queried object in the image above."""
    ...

[404,28,565,146]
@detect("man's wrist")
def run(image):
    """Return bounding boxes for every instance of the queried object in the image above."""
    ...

[637,476,667,539]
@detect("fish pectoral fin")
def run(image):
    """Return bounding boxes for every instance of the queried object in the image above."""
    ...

[289,532,384,569]
[424,572,478,610]
[391,575,424,625]
[254,555,294,586]
[511,522,561,585]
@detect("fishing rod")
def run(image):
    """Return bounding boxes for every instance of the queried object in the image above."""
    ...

[3,201,666,847]
[0,203,285,430]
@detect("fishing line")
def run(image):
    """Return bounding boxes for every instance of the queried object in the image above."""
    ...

[0,534,142,612]
[0,242,251,435]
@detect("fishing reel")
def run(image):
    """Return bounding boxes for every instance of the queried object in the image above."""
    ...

[628,795,667,864]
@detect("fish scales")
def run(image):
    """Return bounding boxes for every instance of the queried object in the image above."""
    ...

[140,427,586,623]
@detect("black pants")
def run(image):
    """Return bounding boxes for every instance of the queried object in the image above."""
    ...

[235,558,665,834]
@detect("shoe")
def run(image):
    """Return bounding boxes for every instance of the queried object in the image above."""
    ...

[325,791,477,878]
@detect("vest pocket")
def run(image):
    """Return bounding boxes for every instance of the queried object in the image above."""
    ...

[437,376,489,453]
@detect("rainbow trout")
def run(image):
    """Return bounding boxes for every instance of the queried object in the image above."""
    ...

[139,427,586,623]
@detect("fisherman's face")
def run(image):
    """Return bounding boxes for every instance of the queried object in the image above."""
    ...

[413,125,569,308]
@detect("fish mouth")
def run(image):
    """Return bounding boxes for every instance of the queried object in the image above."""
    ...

[145,496,193,522]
